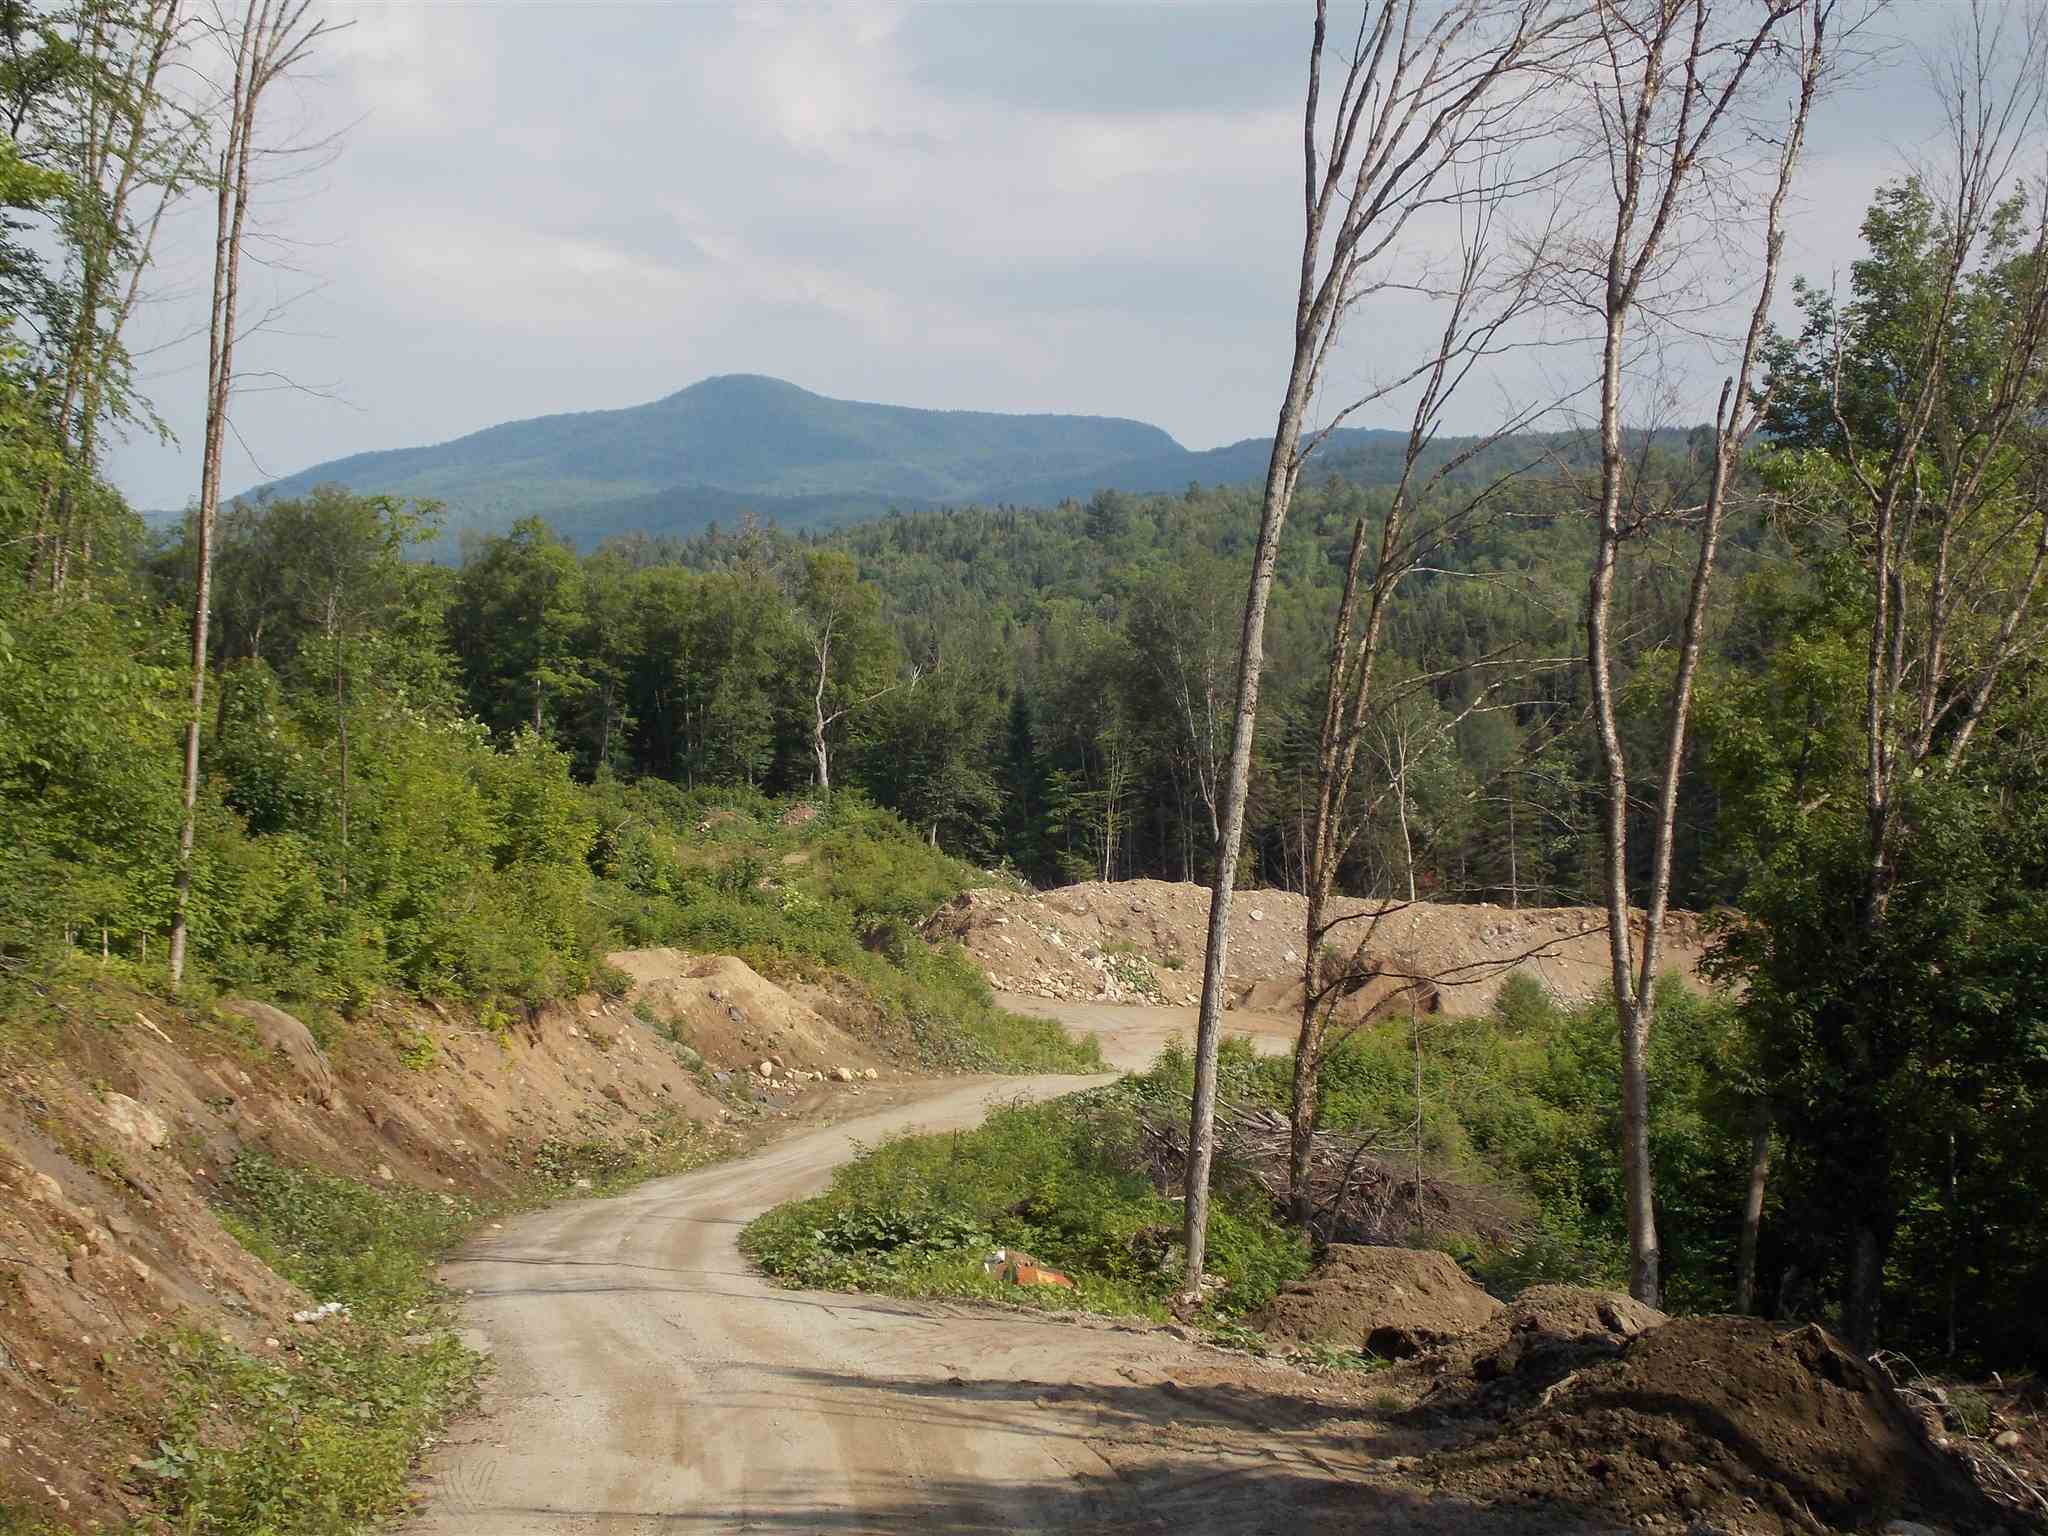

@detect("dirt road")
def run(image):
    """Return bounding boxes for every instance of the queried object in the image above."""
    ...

[407,1005,1571,1535]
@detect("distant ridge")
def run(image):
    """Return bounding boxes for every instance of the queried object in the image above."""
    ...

[243,374,1406,547]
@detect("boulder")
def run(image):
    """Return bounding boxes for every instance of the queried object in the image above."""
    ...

[102,1092,168,1150]
[1250,1244,1502,1358]
[222,1000,337,1106]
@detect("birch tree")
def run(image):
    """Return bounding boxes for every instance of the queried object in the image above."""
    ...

[1180,0,1581,1302]
[1283,178,1571,1226]
[167,0,334,987]
[23,0,198,593]
[1572,0,1829,1305]
[792,550,918,795]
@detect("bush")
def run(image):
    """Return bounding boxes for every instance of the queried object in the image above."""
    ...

[137,1325,478,1536]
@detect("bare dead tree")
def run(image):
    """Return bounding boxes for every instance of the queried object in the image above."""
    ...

[1283,169,1579,1225]
[1574,0,1830,1306]
[1180,0,1587,1303]
[167,0,335,987]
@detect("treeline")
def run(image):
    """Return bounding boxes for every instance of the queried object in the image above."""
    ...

[156,445,1734,913]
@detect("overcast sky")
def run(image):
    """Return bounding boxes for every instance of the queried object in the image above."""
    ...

[106,1,1949,512]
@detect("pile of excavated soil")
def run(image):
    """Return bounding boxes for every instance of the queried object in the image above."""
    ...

[928,879,1709,1016]
[1418,1316,2002,1535]
[1252,1245,1503,1358]
[605,949,892,1092]
[1415,1284,1670,1416]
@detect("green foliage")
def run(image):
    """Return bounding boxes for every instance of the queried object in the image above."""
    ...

[136,1324,478,1536]
[1142,985,1757,1309]
[741,1088,1309,1321]
[123,1153,491,1534]
[526,1110,724,1195]
[212,1153,477,1325]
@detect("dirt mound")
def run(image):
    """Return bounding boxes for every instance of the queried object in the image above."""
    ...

[1422,1317,1999,1534]
[933,878,1709,1016]
[1252,1245,1502,1358]
[1416,1284,1667,1416]
[605,949,886,1084]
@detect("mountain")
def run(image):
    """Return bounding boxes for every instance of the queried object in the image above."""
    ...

[244,373,1410,548]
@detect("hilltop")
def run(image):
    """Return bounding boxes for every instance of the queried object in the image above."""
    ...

[240,373,1412,545]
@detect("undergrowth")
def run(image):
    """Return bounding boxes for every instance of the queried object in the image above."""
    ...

[118,1155,490,1534]
[136,1324,478,1536]
[740,1082,1310,1323]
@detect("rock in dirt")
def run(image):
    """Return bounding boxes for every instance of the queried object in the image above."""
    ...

[100,1093,167,1149]
[1424,1317,1999,1536]
[1250,1245,1501,1357]
[221,1000,338,1106]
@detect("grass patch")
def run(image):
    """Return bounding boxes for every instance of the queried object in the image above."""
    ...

[527,1108,732,1196]
[213,1154,478,1325]
[740,1082,1309,1323]
[123,1154,488,1534]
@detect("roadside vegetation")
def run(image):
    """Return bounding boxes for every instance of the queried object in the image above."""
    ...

[743,976,1761,1330]
[742,1081,1310,1324]
[128,1115,743,1536]
[136,1160,485,1536]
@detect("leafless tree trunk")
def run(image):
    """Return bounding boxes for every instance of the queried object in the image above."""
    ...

[1576,0,1825,1306]
[1181,0,1580,1302]
[168,0,334,987]
[811,611,838,792]
[1735,1097,1770,1314]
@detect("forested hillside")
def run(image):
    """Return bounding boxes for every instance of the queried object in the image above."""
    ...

[240,372,1616,551]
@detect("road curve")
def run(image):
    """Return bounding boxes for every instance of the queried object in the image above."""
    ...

[408,1004,1358,1536]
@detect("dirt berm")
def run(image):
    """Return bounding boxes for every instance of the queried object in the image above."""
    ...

[1251,1244,1504,1359]
[930,877,1709,1016]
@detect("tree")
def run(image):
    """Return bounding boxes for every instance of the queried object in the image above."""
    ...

[1180,0,1580,1303]
[790,550,906,794]
[27,0,199,594]
[168,0,334,988]
[255,489,435,900]
[1125,553,1238,870]
[1569,0,1826,1306]
[447,517,591,739]
[1731,2,2048,1347]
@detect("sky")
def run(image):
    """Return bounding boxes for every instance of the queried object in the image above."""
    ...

[106,1,1950,513]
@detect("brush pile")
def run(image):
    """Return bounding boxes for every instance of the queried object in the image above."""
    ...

[1132,1098,1526,1248]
